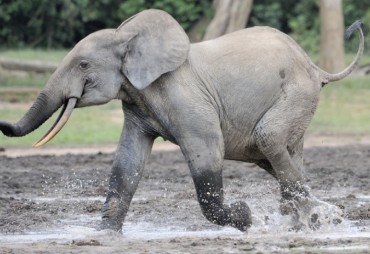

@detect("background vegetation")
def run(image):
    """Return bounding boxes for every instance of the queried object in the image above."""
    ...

[0,0,369,53]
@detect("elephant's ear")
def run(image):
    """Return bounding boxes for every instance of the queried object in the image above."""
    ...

[116,9,190,90]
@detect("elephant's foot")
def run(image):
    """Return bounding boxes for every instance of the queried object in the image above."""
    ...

[280,195,343,230]
[99,192,126,232]
[307,201,343,230]
[99,219,122,232]
[203,201,252,232]
[227,201,252,231]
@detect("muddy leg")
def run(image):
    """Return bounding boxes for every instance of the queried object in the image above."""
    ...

[100,120,154,231]
[255,127,342,229]
[180,136,252,232]
[256,160,277,179]
[256,137,304,180]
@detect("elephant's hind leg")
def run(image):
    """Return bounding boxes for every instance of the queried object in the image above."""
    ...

[252,84,343,229]
[178,127,252,231]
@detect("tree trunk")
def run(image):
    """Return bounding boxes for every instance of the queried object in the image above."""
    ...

[0,58,58,73]
[203,0,253,40]
[319,0,345,73]
[188,15,212,43]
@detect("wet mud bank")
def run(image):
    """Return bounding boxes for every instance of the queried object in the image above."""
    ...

[0,144,369,253]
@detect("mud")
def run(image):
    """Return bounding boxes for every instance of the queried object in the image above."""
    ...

[0,144,369,253]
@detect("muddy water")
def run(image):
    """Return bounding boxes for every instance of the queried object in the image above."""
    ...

[0,145,369,253]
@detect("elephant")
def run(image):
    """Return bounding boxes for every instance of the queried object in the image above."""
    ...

[0,10,364,232]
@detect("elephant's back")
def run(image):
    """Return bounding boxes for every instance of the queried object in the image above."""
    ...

[192,26,299,67]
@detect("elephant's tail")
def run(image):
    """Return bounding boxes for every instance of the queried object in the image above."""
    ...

[318,20,364,85]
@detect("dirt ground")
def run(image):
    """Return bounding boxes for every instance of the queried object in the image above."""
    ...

[0,142,369,253]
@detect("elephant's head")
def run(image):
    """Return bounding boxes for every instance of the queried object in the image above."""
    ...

[0,9,189,147]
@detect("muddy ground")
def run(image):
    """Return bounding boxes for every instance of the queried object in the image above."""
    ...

[0,143,369,253]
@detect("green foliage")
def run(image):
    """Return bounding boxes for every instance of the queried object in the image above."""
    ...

[249,1,284,29]
[249,0,370,55]
[249,1,319,54]
[0,0,212,48]
[343,1,370,54]
[0,1,369,54]
[0,0,86,48]
[296,0,370,55]
[286,1,320,54]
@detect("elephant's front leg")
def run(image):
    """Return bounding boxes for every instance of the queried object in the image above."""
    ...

[100,121,154,231]
[180,136,252,232]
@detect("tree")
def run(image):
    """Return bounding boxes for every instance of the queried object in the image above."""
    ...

[0,0,212,48]
[319,0,345,73]
[203,0,253,40]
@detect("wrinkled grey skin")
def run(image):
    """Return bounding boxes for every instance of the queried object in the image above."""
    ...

[0,10,364,232]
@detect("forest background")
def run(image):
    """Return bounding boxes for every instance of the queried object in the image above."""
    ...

[1,0,369,54]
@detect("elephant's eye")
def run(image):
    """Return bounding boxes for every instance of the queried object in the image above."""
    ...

[79,61,89,70]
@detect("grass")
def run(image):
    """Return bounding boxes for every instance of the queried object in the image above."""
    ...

[0,100,123,147]
[0,75,48,88]
[0,48,68,63]
[308,77,370,135]
[345,53,370,66]
[307,53,370,67]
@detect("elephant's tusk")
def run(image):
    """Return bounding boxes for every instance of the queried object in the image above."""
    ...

[33,98,77,148]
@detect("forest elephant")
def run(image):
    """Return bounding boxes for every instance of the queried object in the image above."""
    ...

[0,10,364,232]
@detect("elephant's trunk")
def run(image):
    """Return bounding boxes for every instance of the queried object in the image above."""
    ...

[0,89,64,137]
[33,97,77,147]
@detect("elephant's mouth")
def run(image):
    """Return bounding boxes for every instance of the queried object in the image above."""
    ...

[33,98,77,148]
